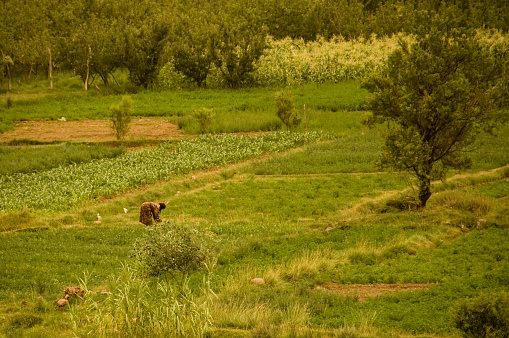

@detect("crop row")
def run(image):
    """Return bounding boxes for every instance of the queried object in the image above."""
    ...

[0,132,328,211]
[251,34,413,86]
[158,34,413,88]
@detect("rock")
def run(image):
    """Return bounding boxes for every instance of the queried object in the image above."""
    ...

[251,278,265,285]
[56,298,68,308]
[93,220,101,224]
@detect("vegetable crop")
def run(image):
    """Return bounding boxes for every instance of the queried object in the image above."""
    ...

[0,132,327,211]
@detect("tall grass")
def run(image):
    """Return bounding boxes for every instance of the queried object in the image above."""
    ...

[0,143,125,175]
[71,268,213,337]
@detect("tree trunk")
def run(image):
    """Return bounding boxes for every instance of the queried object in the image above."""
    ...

[85,47,91,90]
[48,47,53,90]
[418,177,432,207]
[6,63,12,91]
[85,59,90,91]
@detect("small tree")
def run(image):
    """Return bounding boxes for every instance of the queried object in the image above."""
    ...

[109,96,133,140]
[192,108,215,134]
[276,88,301,131]
[362,17,508,207]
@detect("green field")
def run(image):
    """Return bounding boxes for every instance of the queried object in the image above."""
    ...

[0,81,508,337]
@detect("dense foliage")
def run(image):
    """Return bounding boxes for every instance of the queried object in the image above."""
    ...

[1,0,508,89]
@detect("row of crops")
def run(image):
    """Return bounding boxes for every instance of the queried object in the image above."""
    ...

[0,132,329,211]
[159,34,411,88]
[252,35,410,86]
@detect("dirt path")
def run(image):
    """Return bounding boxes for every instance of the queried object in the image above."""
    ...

[316,283,438,301]
[0,118,184,142]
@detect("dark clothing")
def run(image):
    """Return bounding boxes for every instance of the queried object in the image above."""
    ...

[139,202,162,225]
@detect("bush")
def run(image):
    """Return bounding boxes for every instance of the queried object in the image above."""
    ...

[192,108,214,134]
[275,88,301,131]
[451,292,509,338]
[109,96,133,140]
[133,224,219,280]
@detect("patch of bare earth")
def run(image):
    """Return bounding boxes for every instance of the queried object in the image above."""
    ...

[0,118,184,142]
[316,283,438,302]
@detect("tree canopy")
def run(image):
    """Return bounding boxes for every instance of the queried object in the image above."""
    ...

[362,14,509,206]
[1,0,508,89]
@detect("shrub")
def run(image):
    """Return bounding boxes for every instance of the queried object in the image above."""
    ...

[192,108,214,134]
[133,224,219,280]
[109,96,133,140]
[451,292,509,338]
[275,88,301,131]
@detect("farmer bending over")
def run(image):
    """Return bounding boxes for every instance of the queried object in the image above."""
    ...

[139,202,166,225]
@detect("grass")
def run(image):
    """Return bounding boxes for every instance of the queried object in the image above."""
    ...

[0,144,506,336]
[0,78,508,337]
[1,77,370,134]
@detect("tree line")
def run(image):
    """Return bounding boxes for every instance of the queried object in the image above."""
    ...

[1,0,508,90]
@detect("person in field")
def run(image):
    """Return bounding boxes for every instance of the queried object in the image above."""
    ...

[139,202,166,225]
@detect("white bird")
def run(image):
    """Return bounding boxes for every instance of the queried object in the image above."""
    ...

[123,208,128,213]
[97,213,102,221]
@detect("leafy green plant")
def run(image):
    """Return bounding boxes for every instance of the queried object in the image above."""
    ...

[276,88,301,131]
[192,108,214,134]
[451,292,509,338]
[109,96,133,140]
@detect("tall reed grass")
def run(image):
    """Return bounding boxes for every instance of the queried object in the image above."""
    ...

[71,267,213,337]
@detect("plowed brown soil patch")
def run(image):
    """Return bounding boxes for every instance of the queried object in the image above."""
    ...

[0,118,184,142]
[316,283,437,302]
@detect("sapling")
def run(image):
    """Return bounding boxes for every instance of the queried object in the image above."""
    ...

[109,96,133,140]
[275,88,301,131]
[192,108,214,134]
